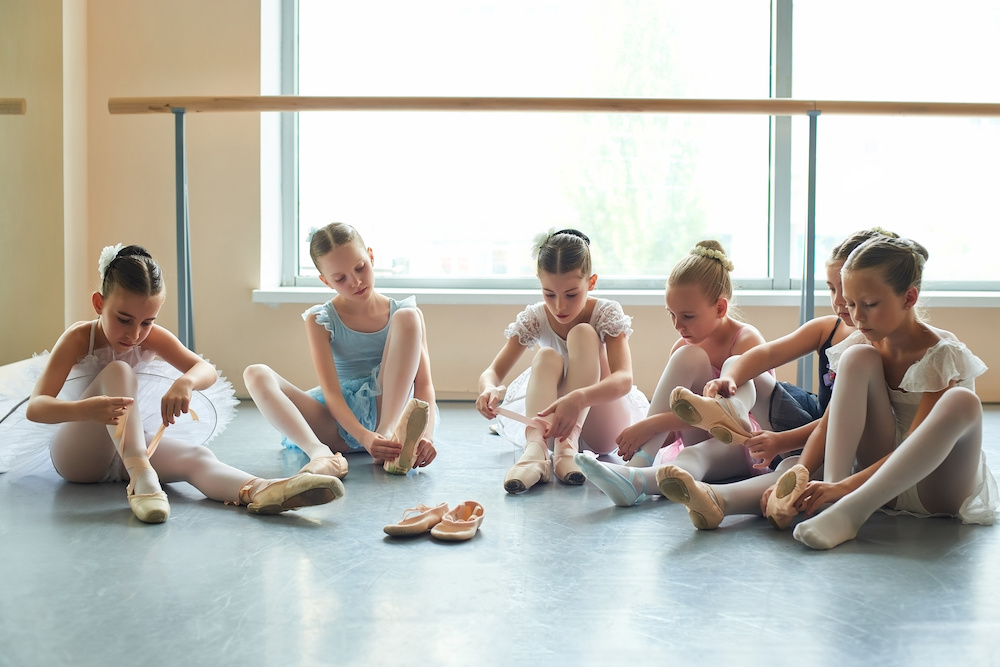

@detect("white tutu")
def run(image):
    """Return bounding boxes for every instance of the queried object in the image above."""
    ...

[0,350,238,473]
[494,367,650,450]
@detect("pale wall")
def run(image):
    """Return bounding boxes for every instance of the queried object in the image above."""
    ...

[6,1,1000,402]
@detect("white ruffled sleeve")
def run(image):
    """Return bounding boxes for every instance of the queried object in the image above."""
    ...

[395,295,417,310]
[504,304,543,347]
[593,299,633,341]
[301,303,333,336]
[899,339,988,393]
[825,329,868,373]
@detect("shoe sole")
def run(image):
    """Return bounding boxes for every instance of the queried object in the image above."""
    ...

[385,404,428,475]
[766,466,805,530]
[672,398,745,445]
[248,478,346,515]
[657,476,691,503]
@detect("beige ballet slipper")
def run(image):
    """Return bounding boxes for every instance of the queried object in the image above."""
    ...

[383,399,430,475]
[656,464,725,530]
[669,386,754,445]
[765,464,809,530]
[300,452,349,479]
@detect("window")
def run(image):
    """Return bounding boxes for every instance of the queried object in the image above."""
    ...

[282,1,1000,291]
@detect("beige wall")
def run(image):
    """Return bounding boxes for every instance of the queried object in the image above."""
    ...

[4,0,999,402]
[0,0,66,363]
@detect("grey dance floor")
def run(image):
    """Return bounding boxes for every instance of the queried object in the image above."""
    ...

[2,401,1000,666]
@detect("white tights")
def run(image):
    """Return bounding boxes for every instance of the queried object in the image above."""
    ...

[795,344,984,549]
[49,361,254,503]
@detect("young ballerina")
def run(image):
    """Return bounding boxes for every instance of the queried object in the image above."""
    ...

[20,244,344,524]
[574,240,770,506]
[244,222,436,477]
[653,228,891,528]
[787,235,996,549]
[477,228,647,493]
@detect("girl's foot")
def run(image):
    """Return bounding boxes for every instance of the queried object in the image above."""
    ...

[552,440,584,485]
[669,386,754,445]
[123,456,169,524]
[575,455,647,507]
[765,464,809,529]
[241,473,345,515]
[504,442,551,494]
[793,508,859,550]
[656,464,725,530]
[300,453,349,479]
[384,399,430,475]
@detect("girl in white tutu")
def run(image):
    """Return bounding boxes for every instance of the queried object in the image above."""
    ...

[477,228,648,493]
[17,244,343,524]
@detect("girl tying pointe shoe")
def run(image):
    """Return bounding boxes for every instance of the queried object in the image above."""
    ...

[575,240,771,506]
[655,228,891,528]
[477,229,647,493]
[788,235,996,549]
[20,244,343,523]
[244,222,436,477]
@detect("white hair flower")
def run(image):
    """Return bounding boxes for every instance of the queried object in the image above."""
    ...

[98,243,124,281]
[690,246,734,272]
[530,227,558,260]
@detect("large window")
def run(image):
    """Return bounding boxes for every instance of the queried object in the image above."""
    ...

[283,1,1000,291]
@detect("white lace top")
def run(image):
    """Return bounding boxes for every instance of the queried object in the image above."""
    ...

[504,298,633,359]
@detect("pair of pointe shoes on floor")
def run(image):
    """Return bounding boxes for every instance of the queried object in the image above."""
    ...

[654,463,810,531]
[669,386,755,445]
[504,446,584,493]
[383,501,485,541]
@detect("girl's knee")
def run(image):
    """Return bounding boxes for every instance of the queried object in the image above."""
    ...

[389,307,422,335]
[243,364,273,390]
[667,344,710,369]
[839,344,881,373]
[532,346,564,373]
[567,323,599,349]
[99,359,138,391]
[934,387,982,423]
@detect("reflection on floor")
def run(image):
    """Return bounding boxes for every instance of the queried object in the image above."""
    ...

[2,401,999,666]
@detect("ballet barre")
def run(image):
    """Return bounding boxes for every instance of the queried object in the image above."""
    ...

[107,96,1000,388]
[0,98,26,115]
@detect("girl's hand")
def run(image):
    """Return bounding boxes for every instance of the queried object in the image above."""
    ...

[704,378,737,399]
[536,393,584,441]
[86,396,134,426]
[746,431,783,470]
[615,420,659,461]
[365,432,402,464]
[796,480,850,517]
[475,385,506,419]
[161,377,194,426]
[413,437,437,468]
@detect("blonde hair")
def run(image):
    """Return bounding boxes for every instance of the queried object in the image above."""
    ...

[534,228,592,276]
[828,227,899,264]
[668,240,734,304]
[843,236,929,296]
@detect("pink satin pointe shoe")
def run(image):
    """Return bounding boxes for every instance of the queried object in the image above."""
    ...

[430,501,485,541]
[552,444,585,485]
[504,448,552,494]
[669,386,754,445]
[765,464,809,530]
[383,502,450,536]
[245,472,345,515]
[300,453,349,479]
[384,399,430,475]
[122,456,169,524]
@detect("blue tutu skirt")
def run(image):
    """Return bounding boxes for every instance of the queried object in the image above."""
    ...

[280,366,381,453]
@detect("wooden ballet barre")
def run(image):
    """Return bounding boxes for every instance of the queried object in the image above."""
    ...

[108,96,1000,117]
[0,98,27,115]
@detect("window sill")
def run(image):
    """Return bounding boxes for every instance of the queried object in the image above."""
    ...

[252,288,1000,308]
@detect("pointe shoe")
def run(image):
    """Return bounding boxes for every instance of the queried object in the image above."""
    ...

[553,448,585,485]
[765,464,809,530]
[300,453,349,479]
[575,454,647,507]
[656,464,725,530]
[669,386,754,445]
[384,399,430,475]
[504,449,552,494]
[430,501,485,541]
[246,473,345,515]
[383,502,449,536]
[123,456,169,524]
